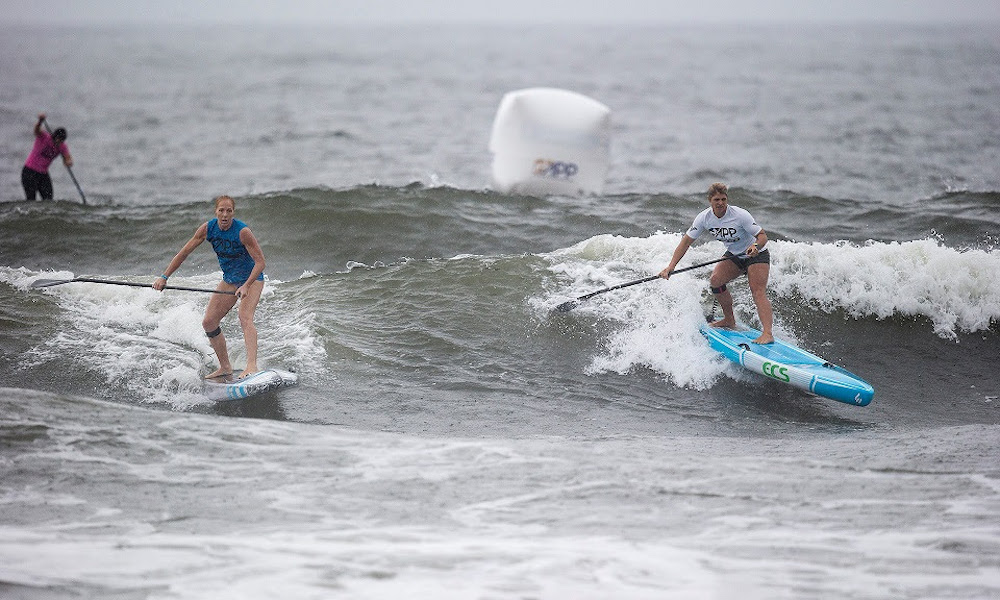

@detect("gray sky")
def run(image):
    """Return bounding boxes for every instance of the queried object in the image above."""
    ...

[2,0,999,25]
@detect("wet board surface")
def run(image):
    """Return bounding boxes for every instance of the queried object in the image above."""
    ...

[701,324,874,406]
[202,368,299,401]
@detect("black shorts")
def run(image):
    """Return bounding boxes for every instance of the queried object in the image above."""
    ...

[725,248,770,272]
[22,166,53,200]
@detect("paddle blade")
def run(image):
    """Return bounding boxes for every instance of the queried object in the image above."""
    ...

[554,300,578,312]
[31,278,76,288]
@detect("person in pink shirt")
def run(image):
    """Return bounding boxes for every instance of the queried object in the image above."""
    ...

[22,113,73,201]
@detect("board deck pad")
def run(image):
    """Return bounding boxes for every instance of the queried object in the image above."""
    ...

[700,324,874,406]
[202,368,299,401]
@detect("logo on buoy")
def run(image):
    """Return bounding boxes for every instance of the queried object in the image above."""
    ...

[533,159,579,179]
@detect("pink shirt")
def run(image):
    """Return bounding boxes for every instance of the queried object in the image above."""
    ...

[24,132,69,173]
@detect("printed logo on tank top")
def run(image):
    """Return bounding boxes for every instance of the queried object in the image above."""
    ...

[210,237,244,259]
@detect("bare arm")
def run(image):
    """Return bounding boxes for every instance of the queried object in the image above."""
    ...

[236,227,266,298]
[153,223,208,291]
[746,230,768,257]
[34,113,45,137]
[659,235,695,279]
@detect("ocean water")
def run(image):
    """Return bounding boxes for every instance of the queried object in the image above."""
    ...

[1,23,999,599]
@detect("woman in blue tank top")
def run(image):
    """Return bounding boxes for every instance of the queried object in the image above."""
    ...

[153,195,267,379]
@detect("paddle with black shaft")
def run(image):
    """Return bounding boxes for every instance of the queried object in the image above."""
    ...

[41,118,87,205]
[554,255,741,313]
[32,277,234,295]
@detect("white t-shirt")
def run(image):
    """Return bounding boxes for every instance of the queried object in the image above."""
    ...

[686,205,762,255]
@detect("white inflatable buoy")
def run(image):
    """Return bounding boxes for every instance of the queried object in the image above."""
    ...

[488,87,611,196]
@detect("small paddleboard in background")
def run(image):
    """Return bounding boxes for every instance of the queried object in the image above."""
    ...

[202,369,299,401]
[700,323,874,406]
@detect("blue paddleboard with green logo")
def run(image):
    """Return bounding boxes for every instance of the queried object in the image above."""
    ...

[700,324,874,406]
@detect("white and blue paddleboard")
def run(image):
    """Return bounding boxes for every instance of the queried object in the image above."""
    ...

[700,324,874,406]
[202,369,299,401]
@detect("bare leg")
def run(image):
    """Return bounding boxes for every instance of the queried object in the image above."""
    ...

[710,288,737,328]
[205,338,232,378]
[708,260,742,329]
[747,263,774,344]
[236,279,264,379]
[203,282,239,378]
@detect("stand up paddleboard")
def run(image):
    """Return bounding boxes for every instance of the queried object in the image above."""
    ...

[700,324,874,406]
[202,369,298,401]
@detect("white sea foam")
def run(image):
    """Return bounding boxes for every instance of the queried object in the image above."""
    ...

[544,233,999,389]
[0,526,731,600]
[771,237,1000,339]
[547,233,787,387]
[2,392,998,599]
[3,268,324,406]
[550,234,1000,340]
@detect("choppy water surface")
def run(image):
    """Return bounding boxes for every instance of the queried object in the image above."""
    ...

[1,22,998,599]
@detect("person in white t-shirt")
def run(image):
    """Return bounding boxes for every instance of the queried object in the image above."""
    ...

[659,182,774,344]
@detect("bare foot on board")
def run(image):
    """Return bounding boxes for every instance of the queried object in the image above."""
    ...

[753,333,775,344]
[204,367,233,379]
[709,318,737,329]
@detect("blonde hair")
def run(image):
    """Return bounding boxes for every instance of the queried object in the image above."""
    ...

[213,195,235,209]
[707,182,728,200]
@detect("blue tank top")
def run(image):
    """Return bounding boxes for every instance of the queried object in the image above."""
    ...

[206,218,264,284]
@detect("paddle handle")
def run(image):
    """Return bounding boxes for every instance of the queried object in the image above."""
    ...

[555,254,747,312]
[73,277,234,295]
[33,277,233,295]
[575,275,660,302]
